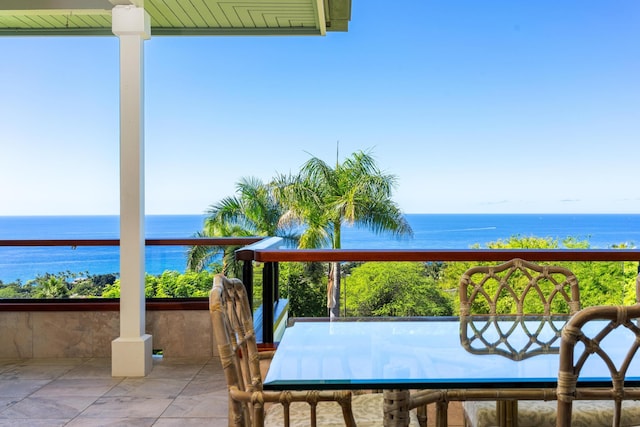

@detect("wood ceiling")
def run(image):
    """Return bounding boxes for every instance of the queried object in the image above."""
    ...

[0,0,351,36]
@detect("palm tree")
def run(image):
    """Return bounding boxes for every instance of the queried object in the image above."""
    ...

[274,149,413,317]
[187,176,299,276]
[33,273,69,298]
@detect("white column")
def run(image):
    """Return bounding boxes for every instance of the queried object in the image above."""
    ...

[111,5,152,377]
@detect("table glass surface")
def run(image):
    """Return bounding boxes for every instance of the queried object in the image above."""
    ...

[263,316,640,390]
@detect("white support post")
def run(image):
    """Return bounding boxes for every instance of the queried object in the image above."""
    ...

[111,5,152,377]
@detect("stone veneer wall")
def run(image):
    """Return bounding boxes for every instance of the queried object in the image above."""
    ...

[0,310,217,359]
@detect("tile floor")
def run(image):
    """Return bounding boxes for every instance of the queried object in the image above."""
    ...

[0,357,464,426]
[0,357,227,426]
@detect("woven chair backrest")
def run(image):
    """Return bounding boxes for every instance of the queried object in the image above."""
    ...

[459,258,580,316]
[460,315,566,361]
[210,274,262,426]
[557,304,640,427]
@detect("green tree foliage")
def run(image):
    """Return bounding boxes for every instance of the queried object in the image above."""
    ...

[345,262,453,317]
[0,281,33,298]
[187,177,299,277]
[32,273,70,298]
[561,260,636,307]
[438,235,638,314]
[1,271,119,299]
[102,270,215,298]
[101,281,121,298]
[273,149,413,317]
[69,274,117,297]
[279,262,327,317]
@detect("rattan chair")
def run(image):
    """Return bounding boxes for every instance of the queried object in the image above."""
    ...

[556,304,640,427]
[457,258,581,427]
[210,273,419,427]
[459,258,581,317]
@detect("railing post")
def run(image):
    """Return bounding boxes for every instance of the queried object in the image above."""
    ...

[242,260,254,312]
[233,237,284,343]
[262,262,275,344]
[274,262,280,302]
[636,263,640,304]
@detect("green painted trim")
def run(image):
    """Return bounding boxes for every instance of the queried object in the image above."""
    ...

[0,27,327,36]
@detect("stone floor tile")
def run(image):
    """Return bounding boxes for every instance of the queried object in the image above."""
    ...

[161,392,228,418]
[179,375,227,395]
[79,396,174,418]
[104,378,189,399]
[32,378,121,397]
[0,364,74,380]
[0,419,68,427]
[0,396,97,419]
[0,398,16,413]
[0,379,51,398]
[154,418,228,426]
[144,363,204,381]
[79,358,112,367]
[191,361,224,378]
[154,357,211,366]
[65,417,156,426]
[61,363,114,379]
[17,358,86,366]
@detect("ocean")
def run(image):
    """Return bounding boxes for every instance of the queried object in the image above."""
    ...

[0,214,639,283]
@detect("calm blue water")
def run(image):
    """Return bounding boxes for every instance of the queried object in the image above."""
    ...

[0,214,638,283]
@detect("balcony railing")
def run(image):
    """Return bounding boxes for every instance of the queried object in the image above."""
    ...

[0,237,266,359]
[2,237,640,348]
[236,238,640,343]
[0,237,261,304]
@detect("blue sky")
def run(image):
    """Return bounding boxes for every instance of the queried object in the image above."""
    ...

[1,0,639,216]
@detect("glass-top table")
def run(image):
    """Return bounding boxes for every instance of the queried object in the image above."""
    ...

[263,316,640,426]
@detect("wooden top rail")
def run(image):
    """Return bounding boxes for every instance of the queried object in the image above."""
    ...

[235,236,284,260]
[5,238,637,263]
[243,249,640,263]
[0,237,263,247]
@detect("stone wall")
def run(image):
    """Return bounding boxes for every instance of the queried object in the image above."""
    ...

[0,310,217,359]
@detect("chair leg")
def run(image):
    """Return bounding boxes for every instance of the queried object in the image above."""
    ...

[496,400,518,427]
[416,405,427,427]
[435,401,448,427]
[383,389,412,427]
